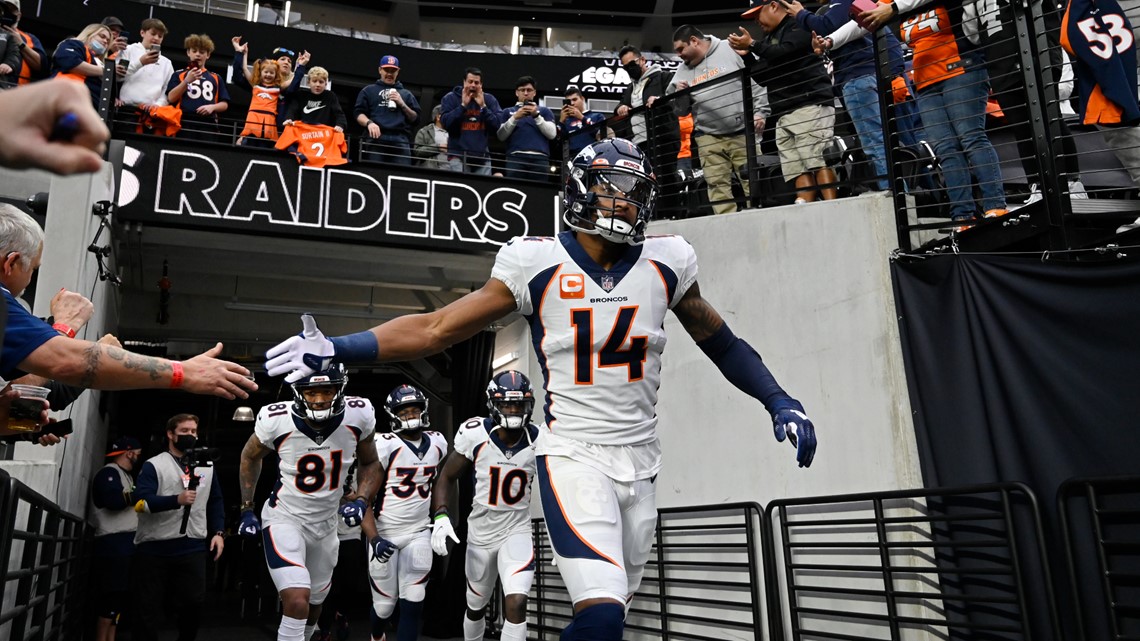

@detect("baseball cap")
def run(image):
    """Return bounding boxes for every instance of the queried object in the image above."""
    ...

[101,15,124,30]
[379,55,399,69]
[106,436,141,457]
[741,0,771,18]
[2,0,20,12]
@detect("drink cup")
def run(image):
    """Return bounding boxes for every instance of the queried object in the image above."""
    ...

[8,384,49,432]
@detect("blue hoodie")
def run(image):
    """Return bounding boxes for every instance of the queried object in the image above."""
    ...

[440,85,502,158]
[794,0,905,85]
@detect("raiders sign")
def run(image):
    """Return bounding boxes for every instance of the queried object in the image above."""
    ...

[115,140,560,252]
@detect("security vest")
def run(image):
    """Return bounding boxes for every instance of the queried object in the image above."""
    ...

[88,462,137,537]
[134,451,214,544]
[15,31,35,85]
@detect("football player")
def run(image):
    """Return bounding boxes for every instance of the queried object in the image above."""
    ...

[237,363,380,641]
[267,138,818,641]
[361,384,448,641]
[430,370,540,641]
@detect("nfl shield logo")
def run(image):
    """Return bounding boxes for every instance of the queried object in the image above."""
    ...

[601,275,615,291]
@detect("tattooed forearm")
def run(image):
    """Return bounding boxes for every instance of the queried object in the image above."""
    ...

[672,282,725,342]
[104,346,172,382]
[78,343,102,388]
[239,435,268,505]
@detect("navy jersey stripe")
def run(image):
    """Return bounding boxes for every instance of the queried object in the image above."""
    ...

[536,456,620,566]
[558,230,643,291]
[524,264,560,427]
[262,525,302,569]
[649,259,679,306]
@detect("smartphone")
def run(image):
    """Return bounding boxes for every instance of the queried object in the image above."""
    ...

[187,60,200,70]
[850,0,879,30]
[0,14,16,27]
[150,44,161,52]
[42,419,74,438]
[119,30,131,41]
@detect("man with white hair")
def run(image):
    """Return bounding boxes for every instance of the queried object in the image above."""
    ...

[0,204,256,406]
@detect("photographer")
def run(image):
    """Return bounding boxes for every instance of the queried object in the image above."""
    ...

[354,55,420,165]
[132,413,224,641]
[497,75,556,181]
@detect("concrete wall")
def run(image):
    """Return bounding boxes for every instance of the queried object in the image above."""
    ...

[497,192,923,509]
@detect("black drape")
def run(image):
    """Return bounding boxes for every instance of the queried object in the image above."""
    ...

[891,254,1140,641]
[421,331,496,638]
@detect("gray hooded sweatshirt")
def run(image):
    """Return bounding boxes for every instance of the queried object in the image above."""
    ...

[668,35,770,136]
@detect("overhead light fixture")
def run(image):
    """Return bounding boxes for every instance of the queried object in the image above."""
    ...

[224,301,402,321]
[511,26,519,54]
[232,406,256,422]
[492,351,520,370]
[546,27,552,42]
[246,0,255,21]
[283,0,292,25]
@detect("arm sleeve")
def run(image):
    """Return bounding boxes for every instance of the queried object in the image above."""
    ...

[230,56,251,90]
[452,422,481,460]
[2,295,61,379]
[798,2,855,36]
[480,95,502,125]
[353,87,372,120]
[752,81,770,119]
[488,240,530,314]
[497,107,517,140]
[3,35,22,71]
[404,91,421,122]
[696,323,802,417]
[284,93,301,121]
[91,468,129,510]
[829,17,870,49]
[331,95,348,129]
[133,462,181,513]
[51,40,85,74]
[206,471,224,534]
[440,93,464,130]
[413,126,436,159]
[215,74,230,103]
[284,64,306,95]
[537,108,558,139]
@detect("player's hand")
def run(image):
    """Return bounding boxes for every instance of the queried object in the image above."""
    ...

[178,489,197,505]
[338,498,367,527]
[369,535,397,563]
[266,314,336,383]
[773,408,817,468]
[238,509,260,536]
[431,516,460,556]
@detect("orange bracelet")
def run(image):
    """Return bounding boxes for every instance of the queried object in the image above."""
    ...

[52,323,76,338]
[170,361,184,389]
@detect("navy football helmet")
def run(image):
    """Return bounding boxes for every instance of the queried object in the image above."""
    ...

[485,370,535,430]
[563,138,658,245]
[384,384,430,433]
[291,363,348,424]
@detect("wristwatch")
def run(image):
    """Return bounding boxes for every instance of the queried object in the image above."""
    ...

[214,530,225,539]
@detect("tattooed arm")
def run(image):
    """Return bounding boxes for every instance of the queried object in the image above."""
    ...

[351,433,381,504]
[239,433,273,508]
[670,282,726,342]
[15,337,256,399]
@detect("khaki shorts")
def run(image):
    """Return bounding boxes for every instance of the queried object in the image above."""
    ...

[776,104,836,182]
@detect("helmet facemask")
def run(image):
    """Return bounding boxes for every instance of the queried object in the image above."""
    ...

[565,165,657,245]
[387,401,429,434]
[490,397,534,431]
[291,366,348,426]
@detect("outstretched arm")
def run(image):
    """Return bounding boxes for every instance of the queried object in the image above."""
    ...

[267,278,517,381]
[672,282,817,467]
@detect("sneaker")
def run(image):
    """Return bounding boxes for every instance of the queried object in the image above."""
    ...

[1024,184,1043,205]
[983,208,1010,218]
[1068,179,1089,199]
[1117,217,1140,234]
[794,198,808,205]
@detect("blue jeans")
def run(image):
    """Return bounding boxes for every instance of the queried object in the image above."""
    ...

[916,65,1006,219]
[363,134,411,165]
[504,152,551,180]
[841,73,888,190]
[446,154,492,176]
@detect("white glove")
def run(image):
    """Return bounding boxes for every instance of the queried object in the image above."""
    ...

[431,515,460,556]
[266,314,335,383]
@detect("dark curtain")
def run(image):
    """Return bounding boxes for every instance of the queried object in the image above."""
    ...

[891,254,1140,641]
[422,331,496,638]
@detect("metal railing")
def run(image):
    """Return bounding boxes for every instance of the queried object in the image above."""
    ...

[1058,476,1140,641]
[0,468,92,641]
[765,482,1062,641]
[529,502,767,641]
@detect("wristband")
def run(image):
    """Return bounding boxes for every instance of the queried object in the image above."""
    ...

[241,500,255,512]
[52,323,76,338]
[329,331,380,363]
[169,361,184,389]
[432,507,449,521]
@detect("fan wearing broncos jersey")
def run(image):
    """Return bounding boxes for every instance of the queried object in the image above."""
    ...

[267,138,818,641]
[430,370,540,641]
[237,364,380,641]
[361,385,447,641]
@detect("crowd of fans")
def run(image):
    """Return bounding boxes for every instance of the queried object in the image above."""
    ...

[9,0,1138,224]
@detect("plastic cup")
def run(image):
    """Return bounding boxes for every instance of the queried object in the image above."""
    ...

[8,384,49,432]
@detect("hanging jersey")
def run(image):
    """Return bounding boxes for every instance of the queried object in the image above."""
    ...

[166,68,230,117]
[256,396,376,525]
[490,231,698,480]
[1061,0,1140,125]
[373,431,447,538]
[454,417,540,547]
[241,84,281,139]
[276,122,349,167]
[893,2,974,90]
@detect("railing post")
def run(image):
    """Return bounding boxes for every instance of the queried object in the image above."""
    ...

[654,513,670,641]
[871,497,902,641]
[871,28,912,252]
[740,68,760,210]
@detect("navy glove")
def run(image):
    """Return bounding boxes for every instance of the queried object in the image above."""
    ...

[238,509,261,537]
[370,535,397,563]
[773,408,817,468]
[338,498,367,527]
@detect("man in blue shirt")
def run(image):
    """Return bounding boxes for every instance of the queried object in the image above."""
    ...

[497,75,557,180]
[355,55,421,165]
[440,67,502,175]
[559,88,607,157]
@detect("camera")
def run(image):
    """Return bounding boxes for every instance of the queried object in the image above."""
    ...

[179,446,220,469]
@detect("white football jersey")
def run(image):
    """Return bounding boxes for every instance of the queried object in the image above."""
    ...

[454,417,540,547]
[373,431,448,537]
[256,396,377,525]
[490,231,698,448]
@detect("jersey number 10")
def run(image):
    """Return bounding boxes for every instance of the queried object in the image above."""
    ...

[488,466,528,506]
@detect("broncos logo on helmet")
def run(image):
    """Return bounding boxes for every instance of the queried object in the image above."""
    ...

[563,138,658,245]
[291,363,349,425]
[384,384,430,433]
[485,370,535,430]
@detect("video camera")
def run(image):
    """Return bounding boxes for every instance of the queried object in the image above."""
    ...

[177,446,219,535]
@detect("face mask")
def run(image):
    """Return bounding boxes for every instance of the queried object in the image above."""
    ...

[174,435,196,452]
[624,62,643,81]
[89,40,106,56]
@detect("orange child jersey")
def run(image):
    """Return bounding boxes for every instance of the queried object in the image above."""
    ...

[893,2,966,91]
[275,122,348,167]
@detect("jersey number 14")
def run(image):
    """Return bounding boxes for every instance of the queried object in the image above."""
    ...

[571,307,648,384]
